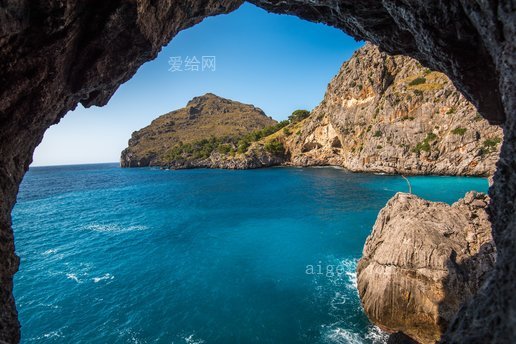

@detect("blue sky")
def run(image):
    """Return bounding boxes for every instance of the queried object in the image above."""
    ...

[32,3,363,166]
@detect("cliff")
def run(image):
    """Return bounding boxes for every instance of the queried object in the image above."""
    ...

[357,192,495,343]
[120,93,276,167]
[122,44,502,175]
[249,43,502,176]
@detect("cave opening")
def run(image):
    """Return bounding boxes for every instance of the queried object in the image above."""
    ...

[0,1,514,344]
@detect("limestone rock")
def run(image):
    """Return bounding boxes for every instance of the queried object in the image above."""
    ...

[280,44,502,176]
[357,192,496,343]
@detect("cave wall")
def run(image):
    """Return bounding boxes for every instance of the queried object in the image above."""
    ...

[0,1,514,343]
[0,1,244,342]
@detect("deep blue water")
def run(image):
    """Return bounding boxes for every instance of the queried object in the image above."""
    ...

[13,164,488,343]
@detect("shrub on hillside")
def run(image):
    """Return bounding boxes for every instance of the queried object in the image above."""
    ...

[409,77,426,86]
[264,139,285,155]
[288,110,310,123]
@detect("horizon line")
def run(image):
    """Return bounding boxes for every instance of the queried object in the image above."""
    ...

[30,161,120,168]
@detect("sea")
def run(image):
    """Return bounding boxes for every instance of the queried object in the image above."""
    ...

[12,163,489,343]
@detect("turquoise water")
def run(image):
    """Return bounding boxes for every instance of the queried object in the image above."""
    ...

[13,164,488,343]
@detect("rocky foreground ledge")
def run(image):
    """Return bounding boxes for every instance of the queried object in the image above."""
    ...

[357,192,495,343]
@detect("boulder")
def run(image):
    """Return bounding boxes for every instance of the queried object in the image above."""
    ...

[357,192,495,343]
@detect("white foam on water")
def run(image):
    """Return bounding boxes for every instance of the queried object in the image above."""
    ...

[315,258,386,344]
[345,271,358,291]
[28,329,65,341]
[85,223,148,233]
[93,273,114,283]
[324,327,364,344]
[184,333,205,344]
[117,329,148,344]
[365,326,389,344]
[322,325,388,344]
[324,258,358,291]
[66,273,81,283]
[43,331,62,339]
[37,302,59,309]
[42,248,57,256]
[330,291,347,311]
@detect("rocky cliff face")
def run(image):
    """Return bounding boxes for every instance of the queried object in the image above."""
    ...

[264,44,502,176]
[357,192,496,344]
[120,93,276,168]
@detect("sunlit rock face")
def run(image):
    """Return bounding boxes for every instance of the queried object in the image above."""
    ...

[281,43,502,175]
[0,1,514,343]
[357,192,496,343]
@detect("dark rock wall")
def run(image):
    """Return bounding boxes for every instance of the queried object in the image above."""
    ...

[250,0,510,125]
[0,1,513,343]
[250,2,516,342]
[0,1,244,342]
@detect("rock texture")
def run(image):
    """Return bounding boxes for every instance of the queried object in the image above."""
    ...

[254,44,502,175]
[357,192,496,343]
[0,2,244,342]
[0,1,514,343]
[120,93,276,167]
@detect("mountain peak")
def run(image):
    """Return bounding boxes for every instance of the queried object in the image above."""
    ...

[186,93,227,107]
[121,95,276,167]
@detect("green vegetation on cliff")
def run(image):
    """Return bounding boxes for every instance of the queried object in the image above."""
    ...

[121,91,310,168]
[163,120,290,163]
[120,93,277,167]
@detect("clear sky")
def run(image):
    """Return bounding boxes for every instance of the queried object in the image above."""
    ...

[32,3,363,166]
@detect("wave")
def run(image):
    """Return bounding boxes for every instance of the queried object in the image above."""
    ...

[345,270,358,291]
[37,302,59,310]
[330,291,347,311]
[42,248,57,256]
[365,326,389,344]
[85,223,148,233]
[322,325,388,344]
[66,273,81,283]
[323,258,358,290]
[315,257,389,344]
[117,329,148,344]
[324,327,364,344]
[27,329,65,342]
[93,273,114,283]
[184,333,205,344]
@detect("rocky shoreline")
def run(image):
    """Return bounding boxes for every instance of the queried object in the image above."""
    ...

[122,44,502,177]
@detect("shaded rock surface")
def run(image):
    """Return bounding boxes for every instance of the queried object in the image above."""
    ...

[0,2,244,342]
[120,93,276,168]
[0,1,514,343]
[387,332,419,344]
[357,192,496,343]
